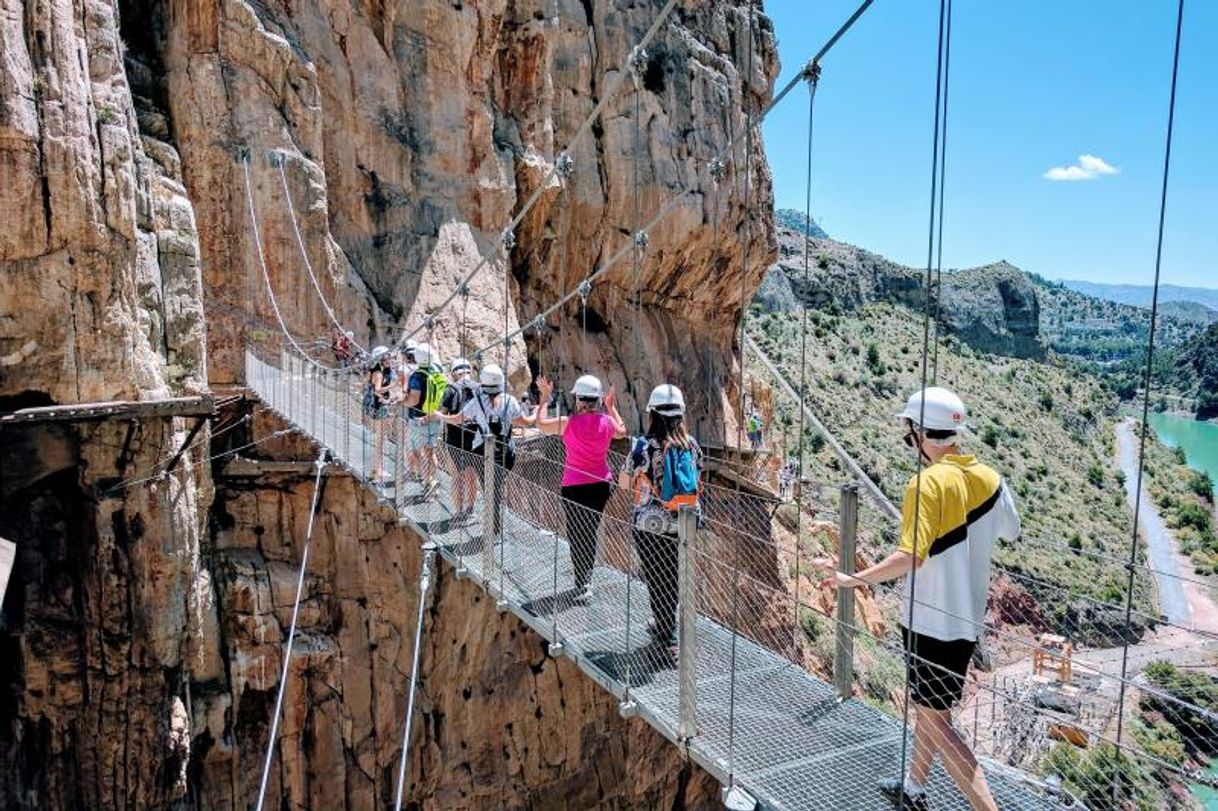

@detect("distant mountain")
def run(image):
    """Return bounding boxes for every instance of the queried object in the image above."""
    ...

[1159,300,1218,325]
[1060,280,1218,312]
[774,208,828,239]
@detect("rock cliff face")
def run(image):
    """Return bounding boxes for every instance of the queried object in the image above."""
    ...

[1,0,778,808]
[760,230,1045,360]
[150,0,776,430]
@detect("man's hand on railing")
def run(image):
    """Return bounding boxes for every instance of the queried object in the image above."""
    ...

[811,556,860,590]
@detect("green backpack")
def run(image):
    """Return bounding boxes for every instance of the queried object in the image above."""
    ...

[420,366,448,415]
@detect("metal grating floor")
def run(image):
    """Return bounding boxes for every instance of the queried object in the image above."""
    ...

[247,352,1064,811]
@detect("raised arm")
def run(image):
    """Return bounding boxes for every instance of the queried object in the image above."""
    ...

[534,376,567,435]
[604,386,627,439]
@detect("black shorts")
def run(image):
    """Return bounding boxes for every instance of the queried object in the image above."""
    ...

[902,627,975,710]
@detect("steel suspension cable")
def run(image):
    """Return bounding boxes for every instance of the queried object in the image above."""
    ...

[472,1,878,360]
[392,543,437,811]
[241,157,339,371]
[276,156,365,355]
[792,69,820,655]
[255,450,328,811]
[1113,0,1185,759]
[930,0,952,383]
[899,0,950,788]
[726,0,757,787]
[392,0,683,355]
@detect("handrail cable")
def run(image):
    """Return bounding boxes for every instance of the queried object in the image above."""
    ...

[255,449,328,811]
[1113,0,1185,758]
[391,0,683,355]
[275,155,366,355]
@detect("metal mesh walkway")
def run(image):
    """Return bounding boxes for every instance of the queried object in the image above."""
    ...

[244,348,1065,810]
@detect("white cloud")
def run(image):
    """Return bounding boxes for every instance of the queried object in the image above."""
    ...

[1044,153,1120,182]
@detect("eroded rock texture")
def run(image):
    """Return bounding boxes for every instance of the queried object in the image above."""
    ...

[1,0,779,807]
[150,0,777,431]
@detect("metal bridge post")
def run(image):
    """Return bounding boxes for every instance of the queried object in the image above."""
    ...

[545,529,563,656]
[834,483,859,701]
[342,371,351,462]
[677,505,698,740]
[482,434,495,590]
[393,411,406,513]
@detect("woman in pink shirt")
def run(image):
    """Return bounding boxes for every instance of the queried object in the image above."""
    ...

[536,374,627,603]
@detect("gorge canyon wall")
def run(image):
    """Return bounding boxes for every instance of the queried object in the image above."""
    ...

[0,0,778,807]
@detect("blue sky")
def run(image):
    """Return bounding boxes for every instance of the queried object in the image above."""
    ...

[760,1,1216,289]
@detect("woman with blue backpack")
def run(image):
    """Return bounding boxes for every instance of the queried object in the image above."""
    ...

[622,383,702,652]
[535,373,628,603]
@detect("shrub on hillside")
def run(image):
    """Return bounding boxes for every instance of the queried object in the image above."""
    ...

[1187,470,1213,503]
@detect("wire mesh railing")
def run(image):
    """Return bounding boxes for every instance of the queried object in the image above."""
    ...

[245,347,1218,810]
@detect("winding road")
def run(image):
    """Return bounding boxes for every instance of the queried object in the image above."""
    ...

[1115,419,1192,625]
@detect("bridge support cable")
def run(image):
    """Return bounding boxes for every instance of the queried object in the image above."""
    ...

[1113,0,1185,766]
[898,0,951,790]
[241,156,340,371]
[392,542,438,811]
[254,450,328,811]
[392,0,683,355]
[930,0,953,384]
[720,1,763,795]
[275,154,365,356]
[790,64,820,658]
[472,0,879,362]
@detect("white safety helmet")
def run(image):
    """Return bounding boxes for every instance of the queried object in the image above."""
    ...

[413,342,433,366]
[647,383,686,416]
[571,374,604,400]
[896,386,968,433]
[369,345,390,364]
[450,357,472,374]
[479,364,505,394]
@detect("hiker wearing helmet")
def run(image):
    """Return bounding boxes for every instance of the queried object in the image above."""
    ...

[439,358,481,520]
[814,387,1019,811]
[431,363,535,539]
[402,342,446,498]
[361,346,395,483]
[535,373,628,604]
[621,383,703,653]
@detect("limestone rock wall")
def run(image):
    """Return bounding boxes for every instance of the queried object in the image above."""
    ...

[197,411,721,809]
[0,0,779,807]
[1,0,210,806]
[153,0,777,432]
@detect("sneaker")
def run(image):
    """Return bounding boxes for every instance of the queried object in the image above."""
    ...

[878,778,929,811]
[420,480,439,499]
[572,584,594,605]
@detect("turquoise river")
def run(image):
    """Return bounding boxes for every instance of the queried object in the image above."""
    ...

[1147,412,1218,809]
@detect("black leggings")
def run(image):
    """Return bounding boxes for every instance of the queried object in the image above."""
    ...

[634,526,679,639]
[561,481,611,590]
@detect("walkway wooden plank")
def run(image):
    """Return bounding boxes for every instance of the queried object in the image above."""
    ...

[0,395,215,425]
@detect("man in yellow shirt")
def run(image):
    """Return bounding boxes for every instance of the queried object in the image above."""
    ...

[817,386,1020,811]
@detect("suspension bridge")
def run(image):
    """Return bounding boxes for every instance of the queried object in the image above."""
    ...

[216,0,1218,809]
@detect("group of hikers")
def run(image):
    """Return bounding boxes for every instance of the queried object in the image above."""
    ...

[347,330,1018,811]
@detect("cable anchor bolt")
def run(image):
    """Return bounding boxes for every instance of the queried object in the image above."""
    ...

[555,152,575,180]
[500,228,516,250]
[633,230,649,250]
[706,159,725,182]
